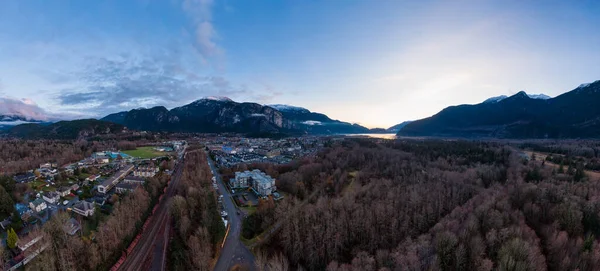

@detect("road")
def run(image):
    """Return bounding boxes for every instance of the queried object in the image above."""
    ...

[117,150,185,271]
[209,156,256,271]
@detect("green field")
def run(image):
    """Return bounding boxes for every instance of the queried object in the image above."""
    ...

[122,146,170,159]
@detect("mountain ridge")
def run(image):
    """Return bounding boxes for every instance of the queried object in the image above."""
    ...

[399,81,600,138]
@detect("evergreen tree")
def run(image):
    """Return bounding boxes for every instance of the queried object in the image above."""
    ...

[558,162,565,174]
[7,228,18,249]
[574,164,587,182]
[0,186,15,220]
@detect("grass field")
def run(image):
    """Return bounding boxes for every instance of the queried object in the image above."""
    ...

[122,146,169,159]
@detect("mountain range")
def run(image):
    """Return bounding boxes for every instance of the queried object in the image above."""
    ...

[3,80,600,139]
[399,80,600,138]
[101,97,373,135]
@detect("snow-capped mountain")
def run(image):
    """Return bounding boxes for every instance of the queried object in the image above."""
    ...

[483,92,551,103]
[399,80,600,138]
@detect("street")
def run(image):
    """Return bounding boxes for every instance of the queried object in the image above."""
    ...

[209,156,256,271]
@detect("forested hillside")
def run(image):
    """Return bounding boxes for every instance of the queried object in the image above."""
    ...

[239,139,600,270]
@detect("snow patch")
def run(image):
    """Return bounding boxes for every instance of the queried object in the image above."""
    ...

[302,120,322,126]
[268,104,309,112]
[577,80,600,89]
[527,93,551,100]
[251,113,266,117]
[197,96,233,102]
[483,95,508,103]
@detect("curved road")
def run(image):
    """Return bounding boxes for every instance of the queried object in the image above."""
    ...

[209,156,256,271]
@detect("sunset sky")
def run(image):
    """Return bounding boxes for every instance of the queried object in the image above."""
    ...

[1,0,599,128]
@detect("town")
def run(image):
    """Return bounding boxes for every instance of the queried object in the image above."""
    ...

[0,135,329,270]
[1,141,187,270]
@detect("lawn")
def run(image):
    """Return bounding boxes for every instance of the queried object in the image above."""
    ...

[122,146,170,159]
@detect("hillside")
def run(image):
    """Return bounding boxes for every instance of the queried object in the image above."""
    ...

[8,119,125,139]
[399,81,600,138]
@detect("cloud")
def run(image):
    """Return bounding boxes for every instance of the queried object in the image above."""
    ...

[55,54,252,116]
[0,97,50,120]
[182,0,223,63]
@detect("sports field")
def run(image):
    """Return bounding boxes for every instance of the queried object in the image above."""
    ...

[122,146,170,159]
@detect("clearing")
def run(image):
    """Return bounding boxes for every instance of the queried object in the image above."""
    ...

[122,147,170,159]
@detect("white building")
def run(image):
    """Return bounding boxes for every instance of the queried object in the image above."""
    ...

[134,165,158,177]
[29,199,47,213]
[231,169,277,196]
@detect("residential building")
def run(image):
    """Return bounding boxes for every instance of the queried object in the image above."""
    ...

[57,186,71,197]
[30,198,47,212]
[231,170,253,188]
[231,169,277,196]
[64,218,81,236]
[123,176,146,185]
[70,184,80,191]
[72,201,95,217]
[98,164,134,193]
[13,172,36,183]
[115,183,141,194]
[134,165,158,177]
[95,154,110,164]
[85,175,99,182]
[43,192,60,204]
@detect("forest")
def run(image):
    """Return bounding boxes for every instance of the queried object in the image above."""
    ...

[169,147,225,271]
[235,138,600,271]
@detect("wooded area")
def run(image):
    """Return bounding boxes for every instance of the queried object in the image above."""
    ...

[169,148,225,271]
[243,139,600,271]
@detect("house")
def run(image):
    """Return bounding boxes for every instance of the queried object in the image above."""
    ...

[115,183,141,194]
[13,172,36,183]
[63,218,81,235]
[86,175,99,181]
[98,165,134,193]
[43,191,60,204]
[72,201,95,217]
[123,176,145,185]
[70,184,80,191]
[134,165,159,177]
[57,187,71,197]
[30,198,47,212]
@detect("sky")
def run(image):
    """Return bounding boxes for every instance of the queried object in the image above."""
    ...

[0,0,599,128]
